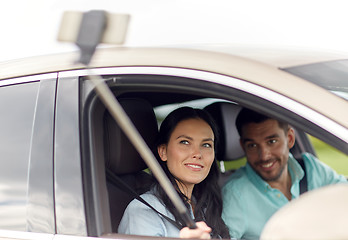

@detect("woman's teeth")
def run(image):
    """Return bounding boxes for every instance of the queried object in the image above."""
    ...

[186,164,202,169]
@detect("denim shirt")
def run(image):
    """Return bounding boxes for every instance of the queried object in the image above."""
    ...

[118,188,195,237]
[222,153,347,240]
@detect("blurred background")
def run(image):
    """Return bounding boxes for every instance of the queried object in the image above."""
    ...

[1,0,348,62]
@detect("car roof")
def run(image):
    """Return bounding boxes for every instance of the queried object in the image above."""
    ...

[174,44,348,68]
[1,45,348,79]
[1,45,348,130]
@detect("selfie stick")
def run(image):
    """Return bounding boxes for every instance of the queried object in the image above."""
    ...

[59,10,197,229]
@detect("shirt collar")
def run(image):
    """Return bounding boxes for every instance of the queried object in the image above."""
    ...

[288,153,305,184]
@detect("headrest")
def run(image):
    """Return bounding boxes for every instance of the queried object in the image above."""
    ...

[204,102,244,161]
[104,98,158,175]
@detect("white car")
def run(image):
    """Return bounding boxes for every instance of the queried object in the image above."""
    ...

[0,12,347,240]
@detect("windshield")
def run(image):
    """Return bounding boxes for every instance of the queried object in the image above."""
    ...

[283,59,348,101]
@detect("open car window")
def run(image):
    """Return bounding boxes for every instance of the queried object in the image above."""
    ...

[78,71,348,238]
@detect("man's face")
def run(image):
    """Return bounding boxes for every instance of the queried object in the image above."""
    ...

[240,119,295,183]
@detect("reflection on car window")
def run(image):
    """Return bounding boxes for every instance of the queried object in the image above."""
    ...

[283,60,348,102]
[332,91,348,101]
[0,82,39,231]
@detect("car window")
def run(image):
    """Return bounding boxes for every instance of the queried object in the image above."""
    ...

[0,82,39,231]
[308,135,348,177]
[283,60,348,102]
[82,72,348,238]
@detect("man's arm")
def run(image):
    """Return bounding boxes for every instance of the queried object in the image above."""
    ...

[303,153,347,190]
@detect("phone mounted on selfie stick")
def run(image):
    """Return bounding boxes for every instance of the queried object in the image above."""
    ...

[58,10,197,230]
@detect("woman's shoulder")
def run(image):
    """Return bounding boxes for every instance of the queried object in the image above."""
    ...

[127,189,168,213]
[118,189,176,237]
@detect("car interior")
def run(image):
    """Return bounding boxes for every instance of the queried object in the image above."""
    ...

[81,76,319,237]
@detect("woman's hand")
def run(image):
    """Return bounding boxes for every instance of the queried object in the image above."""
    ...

[179,221,212,239]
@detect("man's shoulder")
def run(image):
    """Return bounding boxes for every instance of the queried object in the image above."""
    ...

[302,152,318,162]
[301,152,347,184]
[301,152,332,170]
[223,166,249,189]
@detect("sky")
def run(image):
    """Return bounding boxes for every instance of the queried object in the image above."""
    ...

[1,0,348,62]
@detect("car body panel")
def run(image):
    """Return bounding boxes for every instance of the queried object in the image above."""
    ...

[0,230,54,240]
[1,47,348,130]
[179,44,348,68]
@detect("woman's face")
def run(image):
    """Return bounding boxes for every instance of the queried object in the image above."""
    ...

[158,118,215,193]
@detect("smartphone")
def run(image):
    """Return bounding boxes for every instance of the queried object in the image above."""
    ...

[57,10,130,45]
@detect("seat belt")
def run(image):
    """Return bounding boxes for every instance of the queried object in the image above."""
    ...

[297,157,308,194]
[106,168,183,230]
[292,130,308,194]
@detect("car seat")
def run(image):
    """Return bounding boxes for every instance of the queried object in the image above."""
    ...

[103,98,158,232]
[204,102,244,185]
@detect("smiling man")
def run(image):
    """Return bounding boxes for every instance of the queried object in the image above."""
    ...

[222,108,347,240]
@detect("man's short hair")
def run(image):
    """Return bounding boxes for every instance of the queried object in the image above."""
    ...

[235,108,289,137]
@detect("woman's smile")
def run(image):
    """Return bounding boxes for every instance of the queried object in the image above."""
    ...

[184,162,204,171]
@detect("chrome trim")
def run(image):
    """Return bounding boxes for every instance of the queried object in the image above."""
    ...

[53,234,108,240]
[0,230,54,240]
[60,66,348,143]
[0,73,58,87]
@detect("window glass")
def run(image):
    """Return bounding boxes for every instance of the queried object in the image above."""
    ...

[0,82,39,230]
[284,60,348,103]
[308,135,348,177]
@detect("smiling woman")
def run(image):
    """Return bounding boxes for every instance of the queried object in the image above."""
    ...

[118,107,230,239]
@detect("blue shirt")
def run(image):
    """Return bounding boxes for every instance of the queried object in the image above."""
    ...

[222,153,347,240]
[118,189,195,237]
